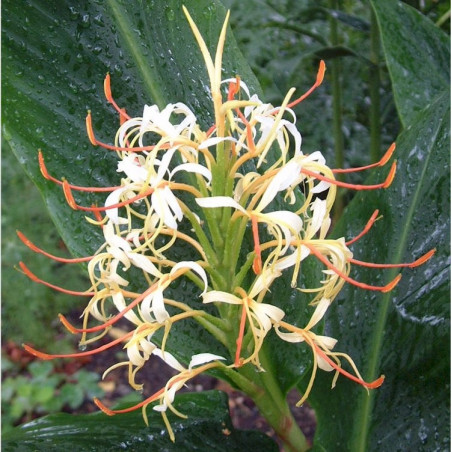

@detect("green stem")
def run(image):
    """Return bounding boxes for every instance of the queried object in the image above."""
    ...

[328,0,345,223]
[238,352,309,452]
[369,7,381,163]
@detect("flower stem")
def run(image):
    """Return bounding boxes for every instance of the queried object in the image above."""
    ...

[238,350,309,452]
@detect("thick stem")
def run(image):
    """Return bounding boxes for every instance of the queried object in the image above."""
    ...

[238,350,309,452]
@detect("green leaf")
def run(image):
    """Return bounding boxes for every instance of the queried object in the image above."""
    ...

[371,0,450,127]
[2,391,278,452]
[309,87,450,450]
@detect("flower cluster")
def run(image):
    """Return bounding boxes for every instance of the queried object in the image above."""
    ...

[19,7,434,441]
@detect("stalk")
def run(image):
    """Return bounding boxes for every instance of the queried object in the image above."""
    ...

[238,351,309,452]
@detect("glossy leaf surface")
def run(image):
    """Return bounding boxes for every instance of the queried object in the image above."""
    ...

[2,391,278,452]
[308,2,450,450]
[372,0,450,127]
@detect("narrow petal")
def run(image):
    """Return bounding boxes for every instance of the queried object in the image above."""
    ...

[202,290,242,305]
[188,353,226,369]
[196,196,247,214]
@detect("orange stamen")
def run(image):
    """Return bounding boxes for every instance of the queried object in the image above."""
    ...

[284,60,326,110]
[58,281,159,333]
[18,262,94,296]
[206,125,216,137]
[92,207,105,224]
[333,143,396,173]
[350,249,436,269]
[62,180,77,209]
[235,301,248,366]
[94,369,193,415]
[63,187,153,212]
[17,231,93,263]
[345,210,379,246]
[39,151,121,193]
[313,342,385,389]
[304,244,402,292]
[23,330,134,361]
[86,111,163,153]
[251,216,262,274]
[104,73,131,122]
[227,76,241,101]
[301,161,397,191]
[94,387,165,415]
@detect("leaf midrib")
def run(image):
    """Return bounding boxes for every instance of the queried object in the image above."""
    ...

[352,94,447,452]
[106,0,167,108]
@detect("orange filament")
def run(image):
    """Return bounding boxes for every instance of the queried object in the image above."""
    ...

[39,150,120,193]
[303,244,402,293]
[301,161,397,191]
[227,76,241,101]
[94,387,165,415]
[206,124,216,137]
[91,207,105,224]
[23,330,134,361]
[345,210,379,246]
[313,342,385,389]
[17,231,93,263]
[18,262,94,296]
[104,73,131,122]
[349,249,436,269]
[63,184,153,212]
[62,180,77,209]
[284,60,326,110]
[235,301,248,366]
[251,216,262,274]
[333,143,396,173]
[86,112,163,153]
[58,281,159,333]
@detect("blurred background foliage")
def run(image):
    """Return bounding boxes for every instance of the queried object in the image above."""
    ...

[1,0,449,436]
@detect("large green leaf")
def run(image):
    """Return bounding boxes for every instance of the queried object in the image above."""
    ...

[2,390,278,452]
[308,3,450,449]
[372,0,450,127]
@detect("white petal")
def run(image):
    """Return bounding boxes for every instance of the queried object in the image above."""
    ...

[198,136,236,150]
[151,190,178,230]
[202,290,242,305]
[117,156,148,182]
[127,252,161,278]
[141,292,156,323]
[305,297,331,331]
[163,186,183,221]
[196,196,247,214]
[171,261,208,293]
[104,187,128,224]
[152,348,185,372]
[274,327,305,343]
[317,354,335,372]
[264,210,303,234]
[153,289,169,323]
[252,302,285,331]
[112,292,142,325]
[188,353,226,369]
[170,163,212,184]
